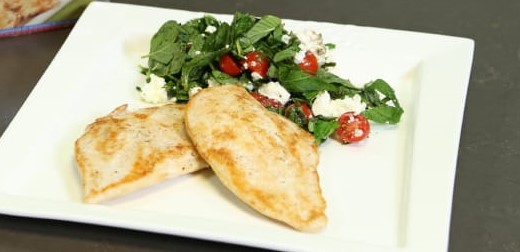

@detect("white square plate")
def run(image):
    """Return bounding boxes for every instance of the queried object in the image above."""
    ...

[0,2,474,252]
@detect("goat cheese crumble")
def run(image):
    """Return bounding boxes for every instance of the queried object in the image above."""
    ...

[295,29,329,66]
[139,74,169,104]
[311,91,366,117]
[251,71,263,81]
[205,25,217,34]
[189,86,203,98]
[258,81,291,105]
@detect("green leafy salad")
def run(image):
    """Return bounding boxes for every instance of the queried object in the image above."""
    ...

[138,12,404,144]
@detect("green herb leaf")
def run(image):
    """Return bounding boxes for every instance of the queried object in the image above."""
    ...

[203,23,231,51]
[362,106,404,124]
[273,47,298,62]
[230,12,256,41]
[165,42,186,75]
[285,104,308,128]
[278,66,338,93]
[181,50,224,88]
[325,43,336,49]
[211,70,240,84]
[245,15,281,44]
[308,118,339,144]
[315,70,357,89]
[364,79,400,106]
[147,21,181,64]
[361,79,404,124]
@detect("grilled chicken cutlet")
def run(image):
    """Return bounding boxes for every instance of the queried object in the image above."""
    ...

[75,103,208,203]
[185,85,327,232]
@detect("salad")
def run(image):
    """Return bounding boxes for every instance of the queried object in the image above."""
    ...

[138,12,404,144]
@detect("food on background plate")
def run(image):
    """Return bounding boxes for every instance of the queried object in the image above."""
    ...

[185,85,327,232]
[75,103,208,203]
[138,12,404,144]
[0,0,58,29]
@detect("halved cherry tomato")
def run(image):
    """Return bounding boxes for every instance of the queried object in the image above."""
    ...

[336,112,370,143]
[285,102,313,121]
[250,92,282,108]
[244,51,269,79]
[298,51,319,75]
[219,53,243,76]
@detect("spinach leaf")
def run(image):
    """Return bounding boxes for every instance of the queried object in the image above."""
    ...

[182,18,205,35]
[147,21,180,64]
[148,42,176,65]
[211,70,240,84]
[273,46,298,62]
[364,79,401,106]
[245,15,281,44]
[238,15,281,52]
[187,34,205,58]
[278,66,338,92]
[203,23,231,51]
[267,64,278,79]
[362,106,404,124]
[361,79,404,124]
[285,104,308,128]
[181,50,224,88]
[308,118,339,144]
[230,12,256,41]
[203,14,220,27]
[315,70,358,89]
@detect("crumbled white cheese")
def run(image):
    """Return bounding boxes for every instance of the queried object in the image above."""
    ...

[294,50,306,64]
[294,29,329,66]
[205,25,217,34]
[354,128,364,138]
[251,71,263,81]
[311,91,366,117]
[242,62,249,69]
[189,86,203,98]
[258,81,291,105]
[242,82,254,91]
[207,78,219,87]
[281,34,291,44]
[194,50,201,55]
[139,74,168,104]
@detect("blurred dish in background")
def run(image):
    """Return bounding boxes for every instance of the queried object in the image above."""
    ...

[0,0,59,29]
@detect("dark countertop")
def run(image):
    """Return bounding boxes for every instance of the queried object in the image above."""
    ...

[1,0,519,251]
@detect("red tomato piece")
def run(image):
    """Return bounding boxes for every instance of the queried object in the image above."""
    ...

[244,51,269,78]
[298,51,319,75]
[250,92,282,108]
[219,53,243,76]
[336,112,370,143]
